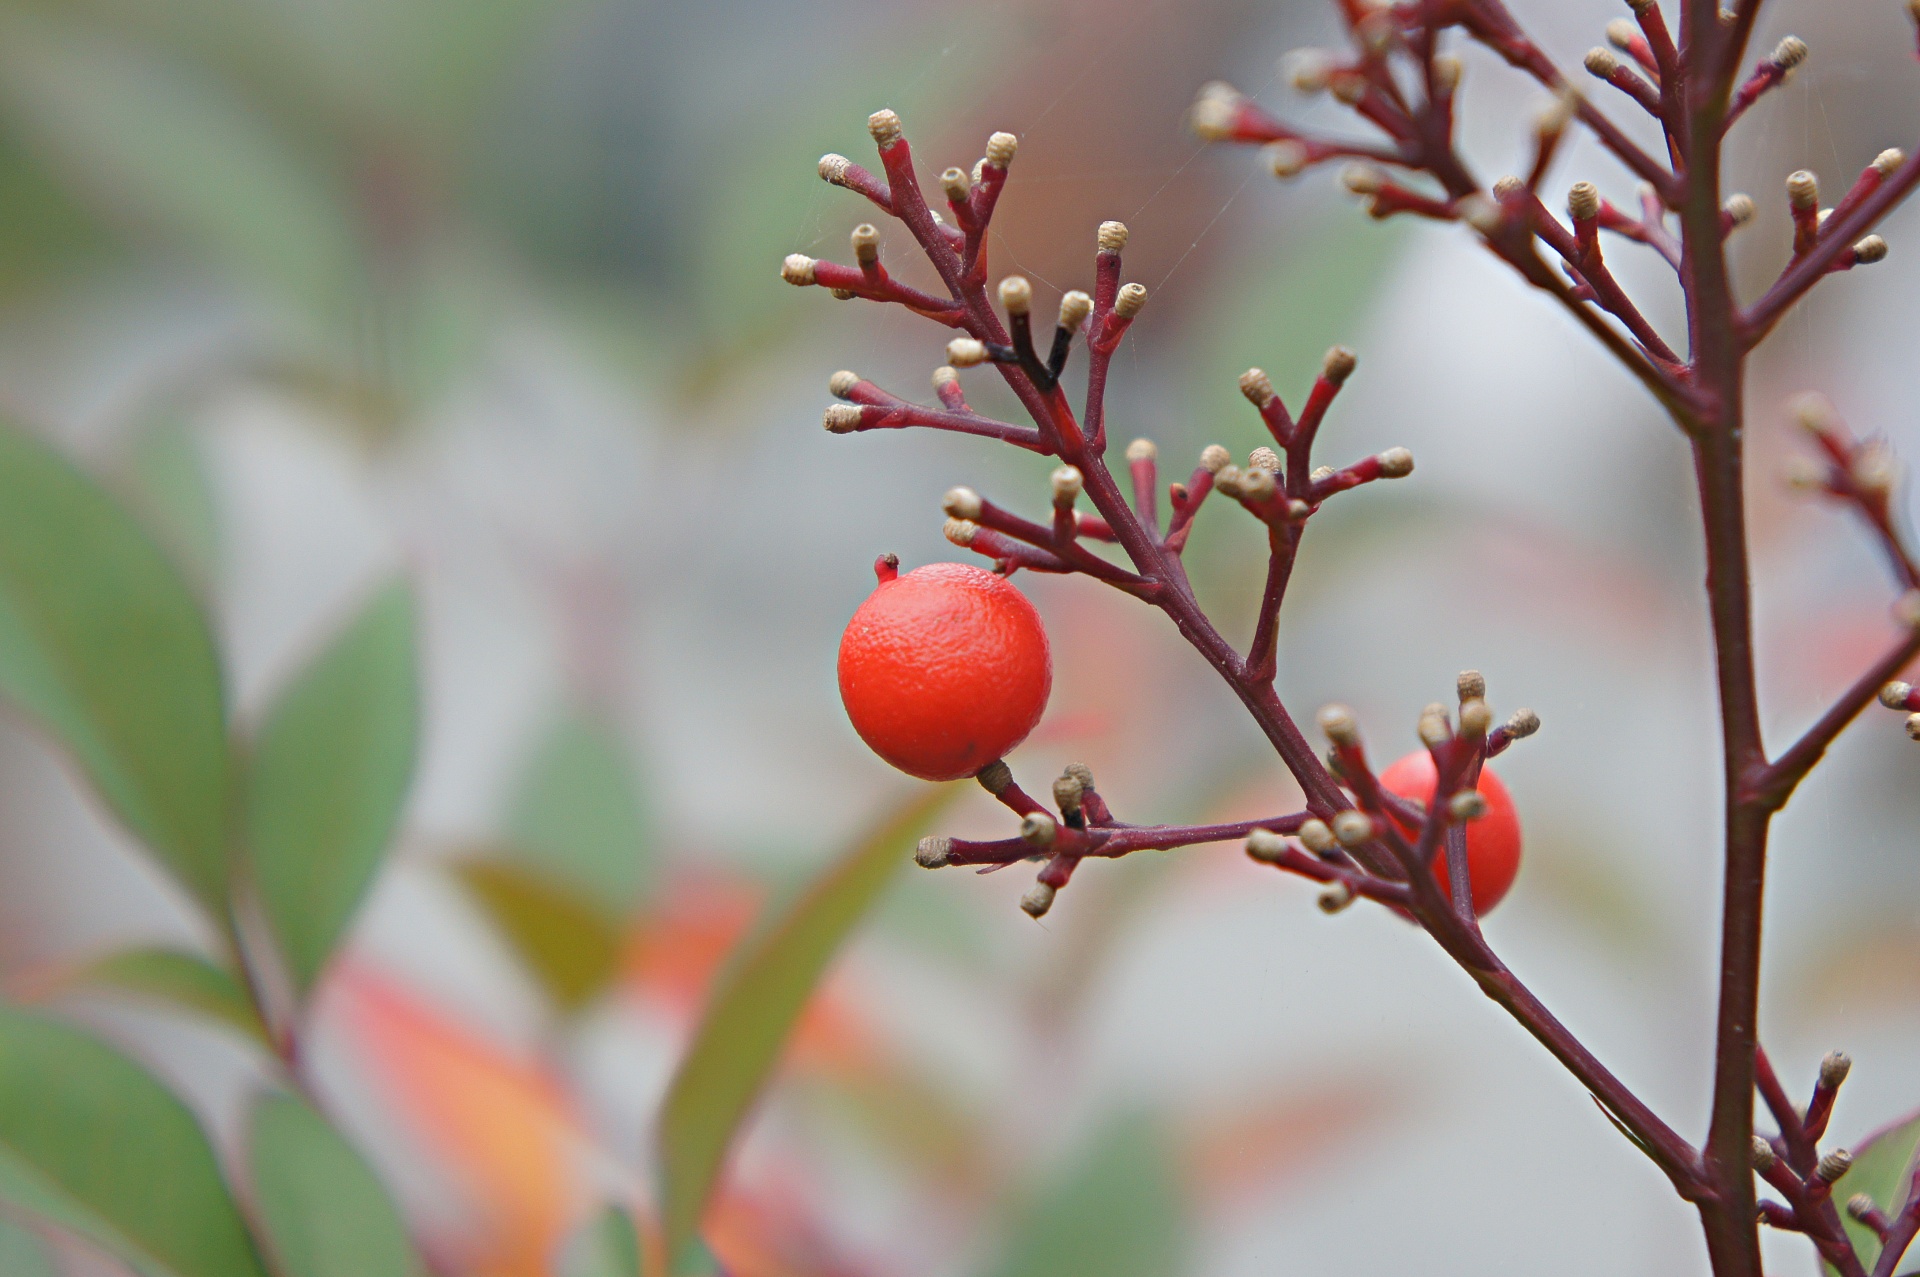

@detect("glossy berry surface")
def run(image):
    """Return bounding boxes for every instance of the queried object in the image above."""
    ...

[1378,750,1522,915]
[838,562,1051,781]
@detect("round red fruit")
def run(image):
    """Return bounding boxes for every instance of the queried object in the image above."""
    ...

[1377,750,1523,915]
[838,561,1051,781]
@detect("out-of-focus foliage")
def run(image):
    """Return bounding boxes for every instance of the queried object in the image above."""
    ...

[1831,1110,1920,1273]
[247,1091,424,1277]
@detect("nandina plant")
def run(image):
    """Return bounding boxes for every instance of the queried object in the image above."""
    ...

[784,2,1920,1274]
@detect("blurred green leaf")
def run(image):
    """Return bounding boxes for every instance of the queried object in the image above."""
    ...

[453,858,624,1012]
[122,418,221,590]
[657,784,959,1272]
[0,12,360,315]
[0,423,230,910]
[1832,1109,1920,1274]
[75,947,267,1047]
[0,1004,268,1277]
[509,711,649,909]
[559,1205,644,1277]
[248,1091,422,1277]
[248,581,417,994]
[0,1214,57,1277]
[982,1113,1188,1277]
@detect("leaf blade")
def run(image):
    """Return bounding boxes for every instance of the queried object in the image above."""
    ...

[74,947,268,1046]
[656,785,957,1270]
[247,581,418,993]
[247,1090,422,1277]
[0,424,230,909]
[1833,1109,1920,1272]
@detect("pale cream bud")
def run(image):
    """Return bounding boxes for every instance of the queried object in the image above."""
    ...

[781,253,817,285]
[1605,18,1638,48]
[1189,91,1240,141]
[1584,47,1620,77]
[1751,1136,1776,1171]
[1323,345,1358,383]
[1021,883,1055,918]
[1431,54,1462,93]
[1240,467,1277,501]
[1342,163,1386,195]
[1098,220,1130,252]
[1246,828,1288,862]
[1318,882,1356,913]
[1459,698,1494,736]
[1772,35,1808,68]
[1113,282,1148,318]
[1265,140,1310,178]
[915,836,952,868]
[1458,670,1487,700]
[1240,368,1277,407]
[830,288,857,301]
[1568,181,1601,221]
[829,370,860,397]
[1051,466,1084,502]
[1895,588,1920,629]
[1200,444,1232,473]
[1506,708,1541,738]
[932,365,959,391]
[1064,762,1095,792]
[1299,818,1337,854]
[851,222,880,266]
[998,275,1032,315]
[1248,446,1281,473]
[943,517,979,546]
[1329,71,1368,105]
[1787,392,1838,435]
[1879,681,1913,709]
[1052,771,1084,813]
[1816,1149,1854,1183]
[1287,51,1333,94]
[971,158,986,184]
[1847,1194,1879,1221]
[1491,174,1526,200]
[1820,1050,1853,1087]
[1377,447,1414,478]
[986,131,1018,166]
[1852,441,1898,493]
[1854,235,1889,264]
[1332,810,1374,847]
[824,404,863,433]
[1450,790,1488,821]
[1724,193,1756,225]
[1020,812,1057,846]
[1213,465,1245,496]
[1310,464,1335,482]
[947,337,990,367]
[941,167,971,202]
[976,759,1013,794]
[1457,194,1504,235]
[1126,437,1158,463]
[1787,170,1819,211]
[1058,290,1093,333]
[1417,711,1450,749]
[819,153,852,184]
[1535,86,1581,139]
[868,109,902,148]
[1909,712,1920,742]
[1875,148,1906,176]
[1317,703,1361,746]
[943,486,983,520]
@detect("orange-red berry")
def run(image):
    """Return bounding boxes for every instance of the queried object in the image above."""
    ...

[838,562,1051,781]
[1378,750,1523,914]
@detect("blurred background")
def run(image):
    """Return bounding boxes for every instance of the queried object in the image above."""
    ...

[0,0,1915,1273]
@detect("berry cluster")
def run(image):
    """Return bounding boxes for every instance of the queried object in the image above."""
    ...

[785,1,1920,1272]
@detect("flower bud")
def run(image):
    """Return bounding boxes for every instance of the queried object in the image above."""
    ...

[781,254,817,285]
[1189,88,1240,141]
[1875,148,1907,176]
[1816,1149,1854,1183]
[851,222,880,266]
[943,486,983,520]
[1341,163,1386,195]
[824,405,863,433]
[1248,446,1281,473]
[915,836,952,868]
[868,109,902,147]
[998,275,1032,315]
[829,370,860,397]
[1450,790,1488,820]
[1298,818,1337,853]
[1880,681,1913,709]
[1310,465,1335,482]
[1418,710,1450,749]
[1058,290,1093,333]
[1895,589,1920,629]
[1021,882,1055,917]
[1316,703,1361,746]
[1051,466,1084,502]
[1605,18,1638,47]
[986,131,1018,166]
[947,337,990,367]
[1568,181,1601,221]
[1431,54,1462,93]
[1458,670,1486,700]
[1821,1050,1853,1088]
[1847,1193,1879,1221]
[1052,772,1084,814]
[1505,708,1541,739]
[1773,35,1808,68]
[1724,193,1756,225]
[1246,828,1287,863]
[1751,1136,1777,1171]
[1332,810,1374,847]
[932,365,959,391]
[943,517,978,546]
[1787,170,1819,211]
[1459,698,1494,736]
[1323,345,1358,383]
[819,153,851,184]
[1239,367,1277,407]
[1318,882,1356,913]
[1200,444,1232,473]
[940,167,971,202]
[1063,762,1095,792]
[1584,47,1620,77]
[1286,50,1333,94]
[1457,194,1504,236]
[1127,437,1158,462]
[1265,140,1309,178]
[1909,712,1920,741]
[1854,235,1889,264]
[1239,467,1276,501]
[1019,812,1057,846]
[976,759,1013,794]
[1377,447,1414,478]
[1098,220,1129,252]
[1114,282,1148,318]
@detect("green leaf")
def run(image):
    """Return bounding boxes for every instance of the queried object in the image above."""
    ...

[982,1113,1188,1277]
[75,948,267,1047]
[247,581,418,994]
[559,1205,644,1277]
[247,1091,421,1277]
[452,858,624,1012]
[1832,1109,1920,1273]
[0,1004,268,1277]
[657,784,959,1271]
[0,424,230,909]
[0,1214,58,1277]
[508,711,650,909]
[122,417,221,589]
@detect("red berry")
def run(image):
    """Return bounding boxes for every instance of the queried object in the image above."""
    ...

[1377,750,1523,914]
[838,562,1051,781]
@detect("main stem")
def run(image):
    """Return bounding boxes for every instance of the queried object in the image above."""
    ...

[1678,11,1768,1271]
